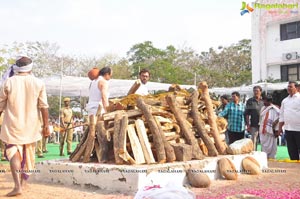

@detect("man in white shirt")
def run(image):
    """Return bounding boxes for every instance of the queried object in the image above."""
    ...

[128,69,150,96]
[278,81,300,160]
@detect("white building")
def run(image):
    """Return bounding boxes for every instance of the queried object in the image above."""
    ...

[251,1,300,83]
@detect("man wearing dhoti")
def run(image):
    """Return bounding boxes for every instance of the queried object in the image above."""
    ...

[0,56,50,196]
[259,95,280,159]
[0,113,6,161]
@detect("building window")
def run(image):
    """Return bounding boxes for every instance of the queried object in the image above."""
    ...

[281,64,300,81]
[280,21,300,41]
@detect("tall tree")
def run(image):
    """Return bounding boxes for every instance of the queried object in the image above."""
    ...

[195,39,251,87]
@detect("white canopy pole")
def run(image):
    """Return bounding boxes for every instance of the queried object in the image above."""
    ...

[57,58,63,141]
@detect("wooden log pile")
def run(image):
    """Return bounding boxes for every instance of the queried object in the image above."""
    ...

[70,81,228,164]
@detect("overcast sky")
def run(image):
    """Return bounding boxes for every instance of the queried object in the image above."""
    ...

[0,0,251,57]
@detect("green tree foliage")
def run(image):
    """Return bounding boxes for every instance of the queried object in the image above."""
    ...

[1,39,252,87]
[47,96,60,119]
[127,41,194,84]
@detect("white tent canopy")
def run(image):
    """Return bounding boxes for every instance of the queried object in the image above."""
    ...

[42,76,290,98]
[210,82,289,97]
[42,75,196,98]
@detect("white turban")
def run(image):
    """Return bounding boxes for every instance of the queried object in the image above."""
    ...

[13,56,33,74]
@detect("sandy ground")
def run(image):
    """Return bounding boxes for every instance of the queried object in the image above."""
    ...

[0,161,300,199]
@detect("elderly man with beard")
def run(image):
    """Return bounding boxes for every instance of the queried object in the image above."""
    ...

[0,56,50,196]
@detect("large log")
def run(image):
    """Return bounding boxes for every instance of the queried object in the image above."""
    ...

[190,90,218,156]
[198,81,227,154]
[171,143,192,161]
[137,98,166,163]
[166,94,204,160]
[103,109,142,121]
[117,115,136,164]
[95,121,109,162]
[82,115,96,163]
[70,126,89,160]
[113,113,124,164]
[135,119,155,164]
[94,139,102,162]
[127,80,141,95]
[127,124,146,164]
[118,115,128,156]
[154,117,176,163]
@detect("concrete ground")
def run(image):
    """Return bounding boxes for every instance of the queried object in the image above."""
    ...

[0,161,299,199]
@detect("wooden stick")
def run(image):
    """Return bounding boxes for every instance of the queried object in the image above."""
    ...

[198,81,227,154]
[69,126,89,160]
[166,94,204,160]
[165,134,180,141]
[164,132,176,137]
[127,80,141,95]
[127,124,145,164]
[119,151,136,164]
[135,119,155,164]
[82,115,96,163]
[137,98,166,163]
[118,115,128,157]
[190,90,218,156]
[95,121,109,163]
[94,138,101,163]
[155,117,176,163]
[113,113,124,164]
[103,109,142,121]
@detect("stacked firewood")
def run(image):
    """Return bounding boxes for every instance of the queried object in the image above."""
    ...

[70,81,228,164]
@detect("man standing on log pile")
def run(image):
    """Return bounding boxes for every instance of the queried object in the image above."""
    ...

[0,56,50,196]
[85,67,112,162]
[60,97,73,156]
[245,86,264,151]
[86,67,113,117]
[127,68,150,96]
[218,91,245,144]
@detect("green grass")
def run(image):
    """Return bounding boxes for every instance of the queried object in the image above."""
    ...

[1,142,79,164]
[0,143,291,164]
[257,144,289,160]
[35,142,79,162]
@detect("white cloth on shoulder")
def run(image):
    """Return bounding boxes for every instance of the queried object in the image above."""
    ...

[259,104,280,135]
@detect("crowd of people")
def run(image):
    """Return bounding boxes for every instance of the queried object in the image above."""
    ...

[218,82,300,161]
[0,55,299,197]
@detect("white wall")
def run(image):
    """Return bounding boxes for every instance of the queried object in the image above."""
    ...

[267,64,281,80]
[251,5,300,83]
[266,21,300,64]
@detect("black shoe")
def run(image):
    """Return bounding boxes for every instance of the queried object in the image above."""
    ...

[67,152,72,155]
[60,153,65,156]
[43,150,49,153]
[38,155,45,158]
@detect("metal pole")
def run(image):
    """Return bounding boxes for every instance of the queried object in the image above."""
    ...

[57,58,63,142]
